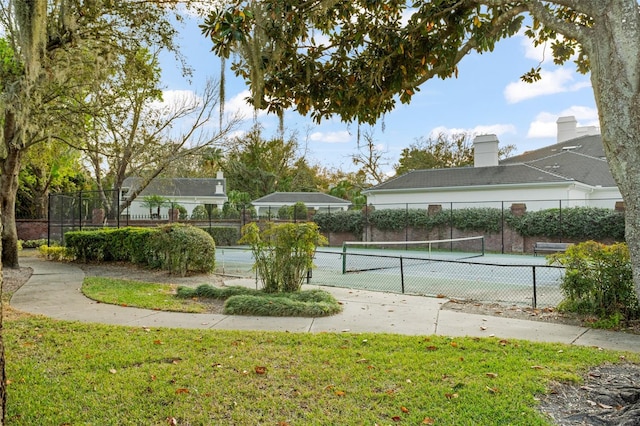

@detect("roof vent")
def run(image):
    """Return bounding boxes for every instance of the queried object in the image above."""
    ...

[562,145,580,151]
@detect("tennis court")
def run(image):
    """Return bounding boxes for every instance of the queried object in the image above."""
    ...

[215,238,565,308]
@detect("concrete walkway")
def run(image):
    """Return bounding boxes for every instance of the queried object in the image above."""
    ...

[10,258,640,353]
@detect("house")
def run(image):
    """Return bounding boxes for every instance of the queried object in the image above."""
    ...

[121,172,228,218]
[251,192,352,217]
[363,116,622,212]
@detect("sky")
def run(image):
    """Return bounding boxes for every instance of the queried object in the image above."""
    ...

[159,11,599,178]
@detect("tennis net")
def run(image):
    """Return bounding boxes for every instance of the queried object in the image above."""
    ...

[341,236,485,273]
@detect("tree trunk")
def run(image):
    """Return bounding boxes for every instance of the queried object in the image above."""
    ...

[587,3,640,301]
[1,111,23,269]
[0,217,5,425]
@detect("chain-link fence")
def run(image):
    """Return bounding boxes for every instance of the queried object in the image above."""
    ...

[216,247,565,308]
[48,190,122,245]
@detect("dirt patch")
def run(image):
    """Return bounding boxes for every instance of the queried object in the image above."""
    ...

[442,299,640,335]
[3,267,34,296]
[538,363,640,425]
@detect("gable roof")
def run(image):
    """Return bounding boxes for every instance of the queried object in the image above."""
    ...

[252,192,351,206]
[365,134,615,193]
[122,177,226,198]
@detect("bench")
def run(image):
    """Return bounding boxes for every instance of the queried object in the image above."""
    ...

[533,242,572,256]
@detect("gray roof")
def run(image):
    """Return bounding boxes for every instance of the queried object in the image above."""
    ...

[366,135,615,192]
[252,192,351,205]
[122,177,226,198]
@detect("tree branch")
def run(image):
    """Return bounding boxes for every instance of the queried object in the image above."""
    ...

[410,3,528,88]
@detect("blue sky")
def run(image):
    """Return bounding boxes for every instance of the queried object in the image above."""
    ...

[160,12,599,177]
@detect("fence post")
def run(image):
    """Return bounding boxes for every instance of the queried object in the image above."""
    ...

[47,193,51,247]
[450,203,453,251]
[501,201,505,254]
[405,204,409,242]
[559,200,563,243]
[400,257,405,293]
[342,243,347,274]
[78,190,83,231]
[532,266,538,309]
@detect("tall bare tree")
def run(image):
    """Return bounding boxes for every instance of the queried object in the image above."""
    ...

[77,47,239,217]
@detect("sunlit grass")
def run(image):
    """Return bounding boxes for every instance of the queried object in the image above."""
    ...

[82,277,206,313]
[5,314,638,425]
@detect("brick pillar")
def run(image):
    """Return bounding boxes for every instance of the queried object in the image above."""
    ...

[92,208,105,224]
[169,208,179,221]
[615,201,625,212]
[510,203,527,216]
[428,204,442,216]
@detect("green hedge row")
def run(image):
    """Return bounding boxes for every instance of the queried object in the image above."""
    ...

[312,207,625,241]
[65,224,216,275]
[202,226,240,246]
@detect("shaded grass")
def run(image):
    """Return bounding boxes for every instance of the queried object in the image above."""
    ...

[178,284,343,317]
[82,277,206,313]
[5,315,638,425]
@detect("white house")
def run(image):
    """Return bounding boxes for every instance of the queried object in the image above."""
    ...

[121,172,228,218]
[251,192,351,217]
[363,116,622,212]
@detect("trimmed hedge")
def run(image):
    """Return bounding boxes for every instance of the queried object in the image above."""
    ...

[312,210,364,237]
[65,224,215,275]
[202,227,240,246]
[313,206,625,241]
[507,207,625,240]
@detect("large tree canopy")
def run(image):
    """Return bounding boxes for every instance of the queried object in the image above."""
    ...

[203,0,640,302]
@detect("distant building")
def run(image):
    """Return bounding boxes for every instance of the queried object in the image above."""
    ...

[121,172,227,218]
[363,116,621,211]
[251,192,351,217]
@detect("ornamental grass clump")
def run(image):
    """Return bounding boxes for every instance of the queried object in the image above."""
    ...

[177,285,342,317]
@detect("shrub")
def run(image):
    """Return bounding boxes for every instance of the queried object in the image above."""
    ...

[176,284,255,299]
[223,290,342,317]
[239,222,327,293]
[147,224,216,276]
[508,207,625,240]
[222,202,241,219]
[64,225,215,275]
[65,229,115,262]
[177,285,342,316]
[277,205,291,219]
[292,201,308,221]
[21,239,49,249]
[451,208,502,233]
[65,227,155,263]
[202,227,240,246]
[313,210,364,237]
[191,205,221,220]
[549,241,639,322]
[38,245,76,261]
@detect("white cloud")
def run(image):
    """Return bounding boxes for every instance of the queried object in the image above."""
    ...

[527,107,599,138]
[504,68,590,104]
[520,34,547,62]
[157,90,202,108]
[429,124,516,139]
[309,130,352,144]
[224,90,265,121]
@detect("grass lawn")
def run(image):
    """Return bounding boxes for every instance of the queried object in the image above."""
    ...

[5,312,638,425]
[82,277,207,313]
[83,278,343,317]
